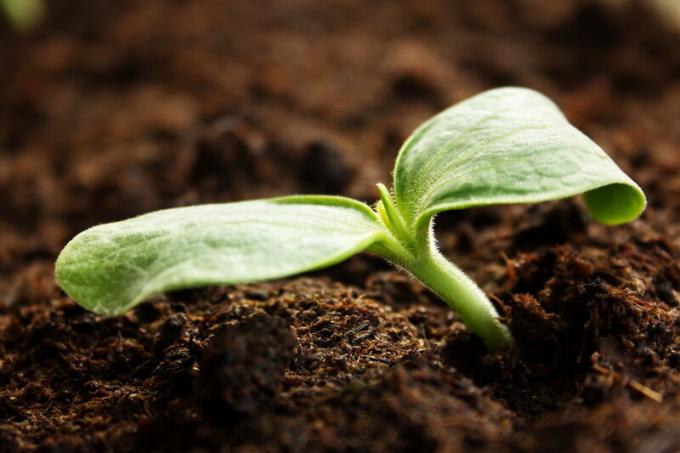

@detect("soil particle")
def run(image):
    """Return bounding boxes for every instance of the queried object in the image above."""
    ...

[299,139,353,194]
[514,401,680,452]
[195,313,297,416]
[303,357,514,452]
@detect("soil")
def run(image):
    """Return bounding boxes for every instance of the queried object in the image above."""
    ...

[2,0,680,451]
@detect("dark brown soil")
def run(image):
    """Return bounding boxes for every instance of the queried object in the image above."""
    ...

[2,0,680,451]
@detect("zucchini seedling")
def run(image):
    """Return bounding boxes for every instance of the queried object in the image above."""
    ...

[55,87,645,350]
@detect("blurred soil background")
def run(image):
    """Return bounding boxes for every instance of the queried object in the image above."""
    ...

[1,0,680,451]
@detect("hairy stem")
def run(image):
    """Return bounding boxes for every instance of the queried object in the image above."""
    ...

[403,250,513,350]
[373,188,513,350]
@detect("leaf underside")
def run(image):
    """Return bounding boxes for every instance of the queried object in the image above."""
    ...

[393,87,646,229]
[56,196,386,316]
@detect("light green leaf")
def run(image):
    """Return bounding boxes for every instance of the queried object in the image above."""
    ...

[55,196,387,316]
[393,87,646,229]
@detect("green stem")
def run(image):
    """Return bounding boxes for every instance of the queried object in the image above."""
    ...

[404,251,513,351]
[372,187,513,350]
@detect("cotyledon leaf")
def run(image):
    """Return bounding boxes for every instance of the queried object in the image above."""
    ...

[393,87,646,230]
[55,196,388,316]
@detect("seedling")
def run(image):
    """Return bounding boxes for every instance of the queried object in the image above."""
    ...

[55,88,645,350]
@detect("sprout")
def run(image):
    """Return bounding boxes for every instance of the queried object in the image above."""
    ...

[55,87,645,350]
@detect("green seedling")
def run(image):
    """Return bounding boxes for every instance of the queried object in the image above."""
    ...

[55,87,646,350]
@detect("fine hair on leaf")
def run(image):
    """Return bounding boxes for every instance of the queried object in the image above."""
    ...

[55,87,646,350]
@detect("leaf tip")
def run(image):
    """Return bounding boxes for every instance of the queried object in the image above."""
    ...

[584,182,647,225]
